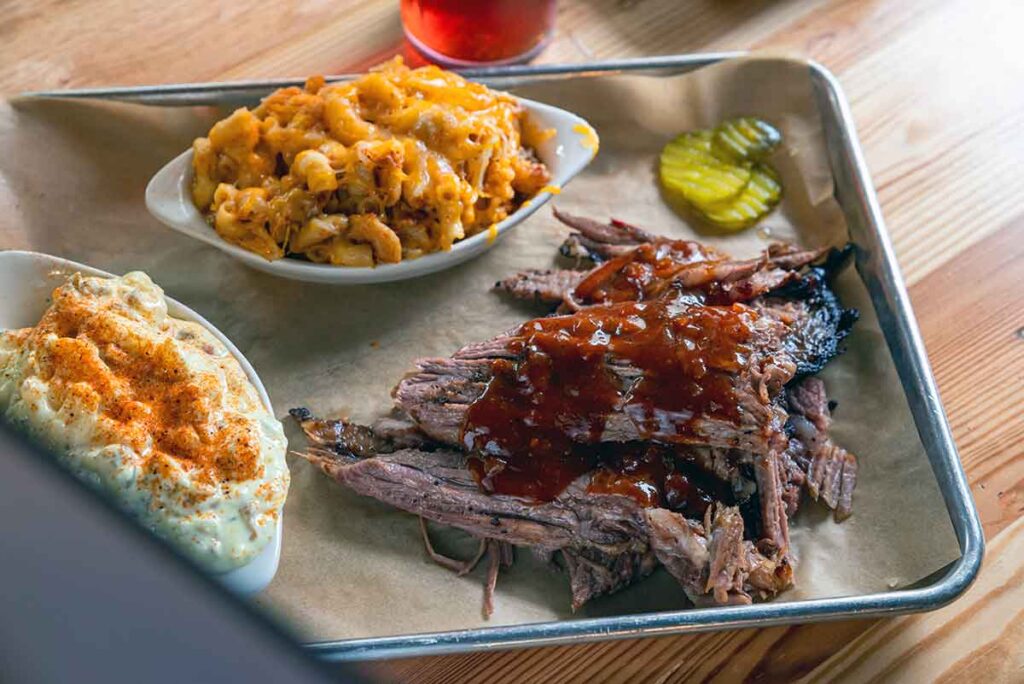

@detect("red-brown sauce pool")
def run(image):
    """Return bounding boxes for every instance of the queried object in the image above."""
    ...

[462,299,757,515]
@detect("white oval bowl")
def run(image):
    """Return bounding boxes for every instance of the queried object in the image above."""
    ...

[0,250,282,595]
[145,97,598,284]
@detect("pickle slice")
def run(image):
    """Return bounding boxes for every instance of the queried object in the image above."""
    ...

[711,117,782,164]
[700,164,782,231]
[660,131,751,207]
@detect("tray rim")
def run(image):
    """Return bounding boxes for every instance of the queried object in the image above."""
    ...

[300,53,984,662]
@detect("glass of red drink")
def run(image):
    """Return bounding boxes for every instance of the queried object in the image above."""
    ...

[400,0,557,66]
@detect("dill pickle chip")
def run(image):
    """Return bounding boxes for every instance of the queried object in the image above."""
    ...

[699,164,782,231]
[659,131,751,207]
[711,117,782,164]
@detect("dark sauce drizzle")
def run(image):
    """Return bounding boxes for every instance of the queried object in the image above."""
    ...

[462,297,758,517]
[572,238,723,305]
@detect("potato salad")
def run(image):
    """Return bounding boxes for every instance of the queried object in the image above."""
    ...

[0,272,289,572]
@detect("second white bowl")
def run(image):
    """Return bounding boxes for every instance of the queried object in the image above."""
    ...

[0,250,283,595]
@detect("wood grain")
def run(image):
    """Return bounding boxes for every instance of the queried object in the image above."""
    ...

[4,0,1023,680]
[910,219,1024,542]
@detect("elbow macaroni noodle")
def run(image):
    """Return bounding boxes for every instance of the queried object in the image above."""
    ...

[191,57,553,267]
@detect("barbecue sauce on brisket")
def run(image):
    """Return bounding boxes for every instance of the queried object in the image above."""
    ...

[569,237,781,307]
[587,443,730,517]
[462,298,756,515]
[572,239,721,304]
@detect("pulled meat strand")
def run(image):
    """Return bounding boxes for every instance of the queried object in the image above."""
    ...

[419,516,488,576]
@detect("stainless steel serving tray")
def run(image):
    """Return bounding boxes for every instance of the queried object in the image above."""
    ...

[37,53,978,661]
[24,53,983,663]
[8,49,983,663]
[288,54,982,661]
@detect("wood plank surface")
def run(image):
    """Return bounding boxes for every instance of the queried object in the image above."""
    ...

[3,0,1022,681]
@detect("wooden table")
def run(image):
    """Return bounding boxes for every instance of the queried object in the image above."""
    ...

[3,0,1022,680]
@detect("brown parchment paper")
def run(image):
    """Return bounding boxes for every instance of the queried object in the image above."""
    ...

[0,58,959,641]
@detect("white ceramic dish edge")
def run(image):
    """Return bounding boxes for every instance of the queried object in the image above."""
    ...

[145,97,598,284]
[0,250,282,595]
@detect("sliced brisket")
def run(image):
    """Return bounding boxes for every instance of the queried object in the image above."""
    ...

[394,305,796,455]
[296,410,650,550]
[297,413,678,608]
[291,212,859,614]
[295,410,795,610]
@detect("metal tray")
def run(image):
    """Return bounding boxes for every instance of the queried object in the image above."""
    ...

[287,53,981,661]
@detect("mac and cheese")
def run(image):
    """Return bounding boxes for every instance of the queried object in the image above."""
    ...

[191,58,552,267]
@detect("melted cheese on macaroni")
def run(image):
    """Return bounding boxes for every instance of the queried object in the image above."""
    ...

[191,57,552,266]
